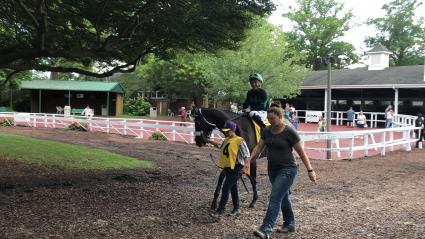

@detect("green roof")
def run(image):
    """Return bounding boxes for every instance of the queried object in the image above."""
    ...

[20,80,124,93]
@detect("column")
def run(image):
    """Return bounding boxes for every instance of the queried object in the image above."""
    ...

[394,88,399,114]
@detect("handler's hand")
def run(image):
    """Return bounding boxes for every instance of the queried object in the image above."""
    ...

[308,171,317,183]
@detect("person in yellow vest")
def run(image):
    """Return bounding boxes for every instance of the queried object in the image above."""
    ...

[207,120,250,218]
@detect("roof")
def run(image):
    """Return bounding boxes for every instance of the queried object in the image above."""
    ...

[367,44,391,53]
[20,80,124,93]
[301,65,425,89]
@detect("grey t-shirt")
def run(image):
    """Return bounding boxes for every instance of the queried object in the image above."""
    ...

[261,125,301,170]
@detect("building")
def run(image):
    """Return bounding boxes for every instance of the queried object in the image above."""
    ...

[293,45,425,116]
[20,80,124,116]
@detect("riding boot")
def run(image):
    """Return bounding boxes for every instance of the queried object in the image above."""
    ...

[252,115,266,129]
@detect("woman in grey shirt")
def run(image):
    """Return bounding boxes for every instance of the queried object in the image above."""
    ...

[248,107,317,239]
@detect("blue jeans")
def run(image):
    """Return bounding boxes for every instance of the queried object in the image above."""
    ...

[260,166,298,234]
[385,119,393,128]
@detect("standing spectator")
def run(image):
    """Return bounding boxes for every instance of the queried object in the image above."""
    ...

[179,107,187,126]
[248,107,316,239]
[317,116,326,132]
[346,107,355,127]
[290,114,300,130]
[230,102,238,113]
[385,109,394,128]
[356,111,367,129]
[81,105,94,118]
[384,104,392,120]
[415,113,424,148]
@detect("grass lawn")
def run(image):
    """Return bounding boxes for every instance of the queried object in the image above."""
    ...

[0,133,155,170]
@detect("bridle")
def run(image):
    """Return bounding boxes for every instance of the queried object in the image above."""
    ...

[194,108,217,143]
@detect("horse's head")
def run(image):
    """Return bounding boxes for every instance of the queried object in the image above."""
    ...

[194,108,217,147]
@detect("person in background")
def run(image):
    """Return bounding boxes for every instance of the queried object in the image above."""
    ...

[356,111,367,129]
[249,107,316,239]
[207,120,250,218]
[385,109,394,128]
[243,73,269,128]
[317,116,326,132]
[415,113,424,148]
[81,105,94,118]
[346,107,355,128]
[179,107,187,126]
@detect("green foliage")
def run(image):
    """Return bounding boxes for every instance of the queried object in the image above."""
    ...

[282,0,358,70]
[0,118,13,126]
[365,0,425,66]
[67,122,88,131]
[124,96,151,116]
[0,0,274,79]
[150,131,168,141]
[118,18,308,103]
[0,134,154,170]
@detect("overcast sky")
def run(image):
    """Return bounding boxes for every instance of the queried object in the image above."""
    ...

[268,0,425,56]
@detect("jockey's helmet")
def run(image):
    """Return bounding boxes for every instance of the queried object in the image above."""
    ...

[249,73,263,83]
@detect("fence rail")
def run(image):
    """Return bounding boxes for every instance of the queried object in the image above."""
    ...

[0,111,421,160]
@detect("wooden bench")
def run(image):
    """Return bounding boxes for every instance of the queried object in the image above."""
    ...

[71,108,84,115]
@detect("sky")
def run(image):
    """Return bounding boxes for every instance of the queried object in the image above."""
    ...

[268,0,425,57]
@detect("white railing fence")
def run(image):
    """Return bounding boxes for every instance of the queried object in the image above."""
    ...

[0,111,421,160]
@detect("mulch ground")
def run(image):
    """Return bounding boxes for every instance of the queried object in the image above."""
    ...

[0,126,424,239]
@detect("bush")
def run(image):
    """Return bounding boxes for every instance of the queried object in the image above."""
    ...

[124,96,151,116]
[67,121,88,131]
[0,118,13,126]
[150,131,167,141]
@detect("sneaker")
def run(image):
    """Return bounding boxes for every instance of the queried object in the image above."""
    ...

[253,228,270,239]
[210,210,223,219]
[276,226,295,233]
[230,208,240,216]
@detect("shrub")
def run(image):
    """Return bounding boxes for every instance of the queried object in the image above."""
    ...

[67,121,88,131]
[124,96,151,116]
[0,118,13,126]
[150,131,167,141]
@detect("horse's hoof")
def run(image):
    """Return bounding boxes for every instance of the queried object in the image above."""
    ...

[249,202,256,208]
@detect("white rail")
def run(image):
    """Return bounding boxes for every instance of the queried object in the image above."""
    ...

[0,111,421,160]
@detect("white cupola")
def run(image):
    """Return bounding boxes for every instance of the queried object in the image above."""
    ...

[366,44,392,70]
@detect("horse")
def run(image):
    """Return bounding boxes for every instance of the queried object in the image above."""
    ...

[193,107,262,209]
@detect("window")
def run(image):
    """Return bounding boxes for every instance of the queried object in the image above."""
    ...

[338,100,347,105]
[76,93,84,99]
[364,100,373,105]
[353,100,361,105]
[412,101,423,106]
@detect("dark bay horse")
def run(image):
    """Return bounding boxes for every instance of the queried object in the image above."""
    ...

[194,107,262,209]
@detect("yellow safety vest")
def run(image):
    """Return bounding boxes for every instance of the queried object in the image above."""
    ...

[218,136,244,170]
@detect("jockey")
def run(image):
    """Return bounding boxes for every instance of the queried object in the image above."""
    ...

[242,73,269,128]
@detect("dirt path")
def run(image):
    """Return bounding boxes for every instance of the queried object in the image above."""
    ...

[0,126,424,239]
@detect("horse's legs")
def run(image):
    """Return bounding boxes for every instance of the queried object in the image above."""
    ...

[211,170,226,210]
[248,162,258,208]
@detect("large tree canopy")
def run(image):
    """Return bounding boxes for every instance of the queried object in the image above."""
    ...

[0,0,274,83]
[365,0,425,66]
[119,18,307,105]
[282,0,358,70]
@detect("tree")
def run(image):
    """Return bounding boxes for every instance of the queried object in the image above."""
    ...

[365,0,425,66]
[282,0,358,70]
[206,18,308,102]
[119,18,308,104]
[0,0,274,84]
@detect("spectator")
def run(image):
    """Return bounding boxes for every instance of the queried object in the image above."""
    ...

[317,116,326,132]
[415,113,424,148]
[356,111,367,129]
[81,105,94,118]
[179,107,187,126]
[385,109,394,128]
[346,107,355,127]
[384,104,392,120]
